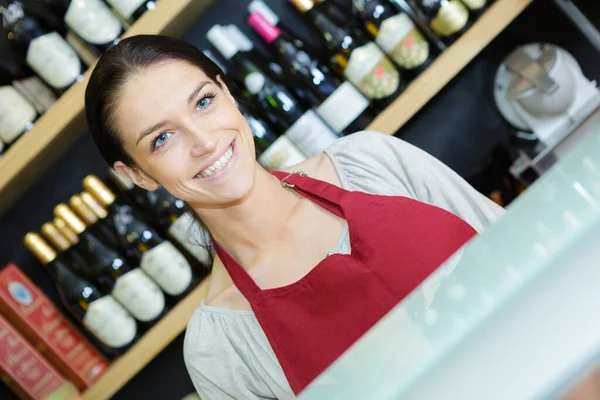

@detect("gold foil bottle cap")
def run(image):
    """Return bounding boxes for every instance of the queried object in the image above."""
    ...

[69,194,98,225]
[53,217,79,245]
[54,204,87,234]
[41,222,71,252]
[81,191,108,219]
[288,0,315,13]
[24,232,57,264]
[82,175,116,207]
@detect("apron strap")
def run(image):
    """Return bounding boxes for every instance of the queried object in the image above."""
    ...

[271,171,345,218]
[213,241,263,298]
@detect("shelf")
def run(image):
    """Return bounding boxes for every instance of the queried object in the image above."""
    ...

[367,0,535,135]
[82,279,210,400]
[0,0,217,216]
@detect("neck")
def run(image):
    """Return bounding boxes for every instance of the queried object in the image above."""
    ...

[193,167,302,267]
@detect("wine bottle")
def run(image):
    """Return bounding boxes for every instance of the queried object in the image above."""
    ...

[248,12,374,136]
[208,25,338,158]
[103,0,155,26]
[33,0,123,55]
[41,220,93,281]
[203,48,308,169]
[412,0,470,44]
[289,0,403,110]
[0,58,56,115]
[352,0,433,75]
[24,232,138,355]
[0,64,37,145]
[82,176,202,298]
[1,1,84,91]
[458,0,490,16]
[107,169,215,269]
[53,203,168,324]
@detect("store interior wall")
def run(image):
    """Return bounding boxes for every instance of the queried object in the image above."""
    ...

[0,1,599,398]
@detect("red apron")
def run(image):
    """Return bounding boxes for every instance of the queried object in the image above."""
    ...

[213,171,477,395]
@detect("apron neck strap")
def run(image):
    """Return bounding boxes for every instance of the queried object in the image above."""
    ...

[212,240,263,298]
[271,171,345,218]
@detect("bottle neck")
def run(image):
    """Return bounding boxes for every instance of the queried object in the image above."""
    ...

[305,7,363,53]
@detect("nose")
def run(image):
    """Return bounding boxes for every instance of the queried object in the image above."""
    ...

[186,122,217,158]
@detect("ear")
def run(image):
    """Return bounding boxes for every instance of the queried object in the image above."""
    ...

[217,75,236,104]
[113,161,159,191]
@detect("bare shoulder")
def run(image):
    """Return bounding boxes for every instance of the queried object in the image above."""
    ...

[280,152,341,187]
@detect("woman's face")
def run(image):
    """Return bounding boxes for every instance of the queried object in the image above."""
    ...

[114,60,257,208]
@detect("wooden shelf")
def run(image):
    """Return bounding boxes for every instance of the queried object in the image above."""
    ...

[0,0,216,216]
[82,279,210,400]
[367,0,534,135]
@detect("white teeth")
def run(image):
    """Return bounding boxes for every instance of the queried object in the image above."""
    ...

[196,144,234,178]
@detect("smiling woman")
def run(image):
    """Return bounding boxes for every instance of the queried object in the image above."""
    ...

[84,35,504,399]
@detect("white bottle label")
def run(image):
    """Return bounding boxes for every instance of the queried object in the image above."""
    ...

[258,135,307,169]
[26,32,81,89]
[315,81,370,133]
[167,212,212,266]
[83,295,137,348]
[106,0,146,20]
[376,14,430,70]
[65,0,122,45]
[344,42,400,99]
[430,0,469,37]
[111,269,165,322]
[461,0,487,10]
[12,76,56,114]
[0,86,36,143]
[284,110,338,157]
[140,241,193,296]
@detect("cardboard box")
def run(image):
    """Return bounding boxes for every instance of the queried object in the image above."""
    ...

[0,313,80,399]
[0,264,108,390]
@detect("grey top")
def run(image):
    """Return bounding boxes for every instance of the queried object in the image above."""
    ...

[184,131,505,400]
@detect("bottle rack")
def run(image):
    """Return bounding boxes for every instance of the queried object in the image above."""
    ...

[0,0,535,398]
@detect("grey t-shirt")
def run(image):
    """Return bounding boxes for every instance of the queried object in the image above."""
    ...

[184,131,505,399]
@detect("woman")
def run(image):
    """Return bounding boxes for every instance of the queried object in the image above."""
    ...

[85,35,504,399]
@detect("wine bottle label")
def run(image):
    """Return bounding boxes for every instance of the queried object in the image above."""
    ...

[26,32,82,89]
[282,110,338,157]
[430,0,469,37]
[258,135,307,169]
[105,0,146,20]
[344,42,400,99]
[65,0,122,45]
[12,76,56,114]
[460,0,487,10]
[315,81,370,133]
[0,86,36,143]
[111,269,165,322]
[140,241,193,296]
[83,295,137,348]
[376,14,430,70]
[167,212,212,266]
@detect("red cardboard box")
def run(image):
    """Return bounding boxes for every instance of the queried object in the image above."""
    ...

[0,313,80,399]
[0,264,108,390]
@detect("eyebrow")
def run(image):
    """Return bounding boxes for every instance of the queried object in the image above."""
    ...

[135,81,211,146]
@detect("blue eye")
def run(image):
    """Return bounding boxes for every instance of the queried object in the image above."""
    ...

[195,93,216,112]
[152,132,172,150]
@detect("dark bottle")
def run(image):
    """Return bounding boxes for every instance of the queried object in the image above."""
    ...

[208,25,338,158]
[106,169,215,269]
[0,63,37,146]
[41,220,93,281]
[24,232,138,356]
[412,0,470,44]
[352,0,434,75]
[203,48,311,169]
[53,202,168,324]
[30,0,122,55]
[104,0,155,26]
[82,176,203,297]
[1,1,83,91]
[248,12,374,136]
[289,0,404,110]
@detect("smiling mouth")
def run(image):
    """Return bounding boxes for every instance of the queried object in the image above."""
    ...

[195,141,235,178]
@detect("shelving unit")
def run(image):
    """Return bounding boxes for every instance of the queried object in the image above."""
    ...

[0,0,217,216]
[82,279,210,400]
[367,0,535,134]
